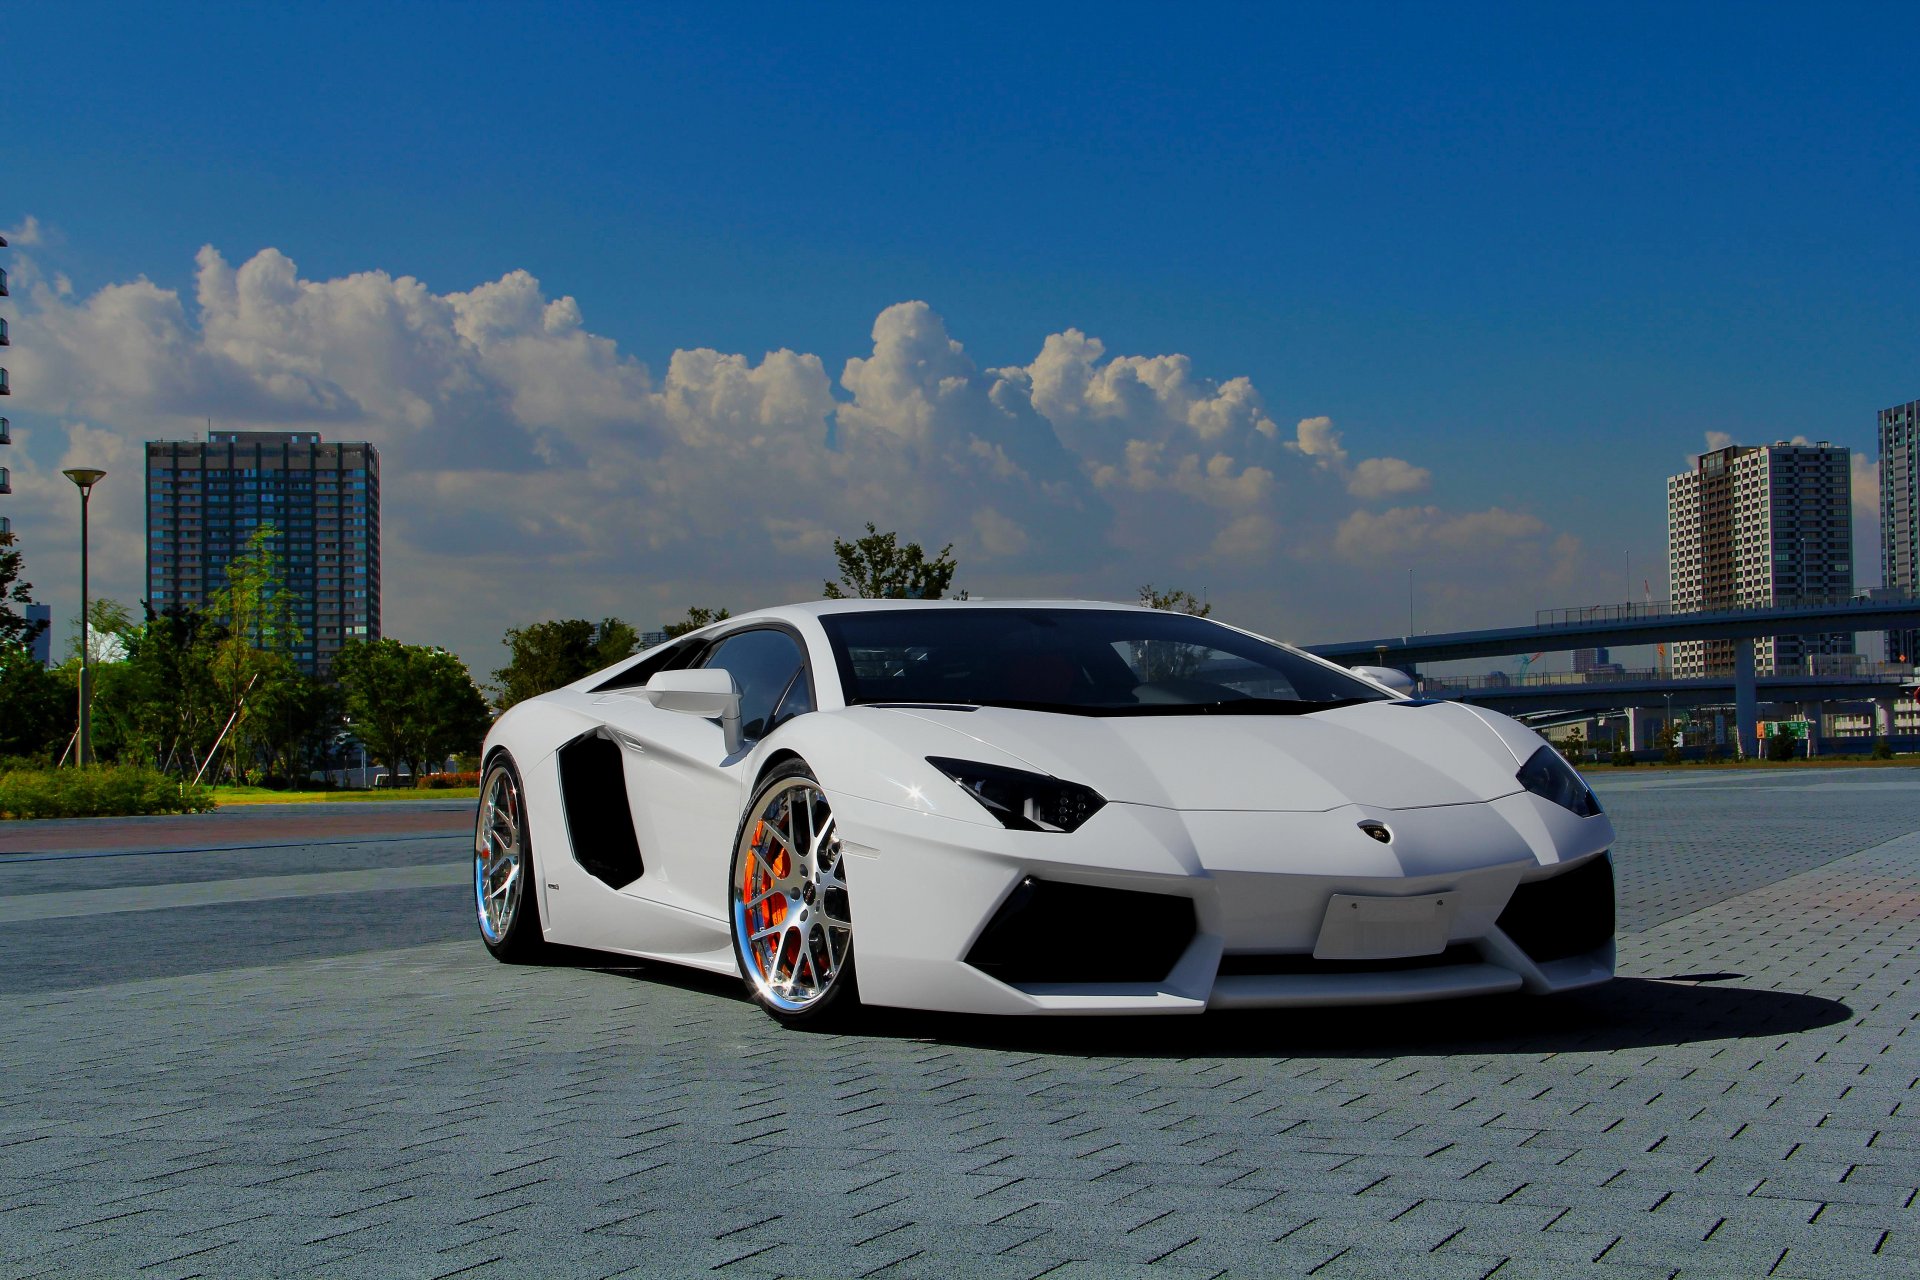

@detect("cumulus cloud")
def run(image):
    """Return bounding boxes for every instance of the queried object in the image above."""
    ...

[1852,452,1878,520]
[1286,415,1430,498]
[2,226,1585,666]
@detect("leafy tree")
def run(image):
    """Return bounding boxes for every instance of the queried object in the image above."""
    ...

[204,525,306,780]
[103,604,229,776]
[247,664,345,784]
[1138,584,1212,617]
[1132,584,1214,681]
[0,643,70,760]
[592,617,642,668]
[663,605,732,640]
[335,639,492,780]
[0,532,49,652]
[822,523,958,599]
[492,619,597,711]
[64,598,137,663]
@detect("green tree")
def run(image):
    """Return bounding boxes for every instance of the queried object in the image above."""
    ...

[203,525,306,781]
[663,605,732,640]
[65,598,137,663]
[1132,584,1214,681]
[822,523,958,599]
[0,532,49,652]
[0,643,69,760]
[1138,584,1212,617]
[335,639,492,780]
[492,619,596,711]
[593,617,642,668]
[103,605,229,776]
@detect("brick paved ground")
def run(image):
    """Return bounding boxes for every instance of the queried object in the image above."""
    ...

[1,774,1916,1279]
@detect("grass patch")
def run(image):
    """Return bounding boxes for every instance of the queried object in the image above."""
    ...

[0,765,217,820]
[208,785,479,805]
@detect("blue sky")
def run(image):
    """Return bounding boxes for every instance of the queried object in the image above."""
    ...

[5,3,1917,672]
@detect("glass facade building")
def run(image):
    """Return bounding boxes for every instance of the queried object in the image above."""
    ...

[145,431,381,673]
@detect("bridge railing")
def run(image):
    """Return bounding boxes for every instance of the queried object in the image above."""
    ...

[1423,661,1919,694]
[1533,591,1920,630]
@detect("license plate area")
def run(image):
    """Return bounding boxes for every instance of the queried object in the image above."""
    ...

[1313,891,1456,961]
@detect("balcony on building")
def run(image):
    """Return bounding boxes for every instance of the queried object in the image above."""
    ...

[0,417,9,446]
[0,516,10,535]
[0,267,8,296]
[0,368,9,395]
[0,317,8,345]
[0,467,10,495]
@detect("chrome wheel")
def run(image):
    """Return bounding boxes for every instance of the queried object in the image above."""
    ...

[476,763,525,944]
[732,774,852,1015]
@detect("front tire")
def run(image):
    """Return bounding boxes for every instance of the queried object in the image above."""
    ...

[729,761,858,1026]
[476,754,549,962]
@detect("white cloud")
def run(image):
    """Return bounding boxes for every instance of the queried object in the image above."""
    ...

[1286,415,1430,499]
[2,227,1584,669]
[1852,452,1878,520]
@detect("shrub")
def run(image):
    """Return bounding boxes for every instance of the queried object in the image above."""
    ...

[1873,738,1895,760]
[0,765,216,819]
[1766,732,1796,762]
[417,771,481,790]
[1609,748,1636,767]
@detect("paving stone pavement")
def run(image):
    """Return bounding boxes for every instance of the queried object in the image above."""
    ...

[1,772,1917,1278]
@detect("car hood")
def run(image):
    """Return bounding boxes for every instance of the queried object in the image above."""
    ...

[879,699,1534,812]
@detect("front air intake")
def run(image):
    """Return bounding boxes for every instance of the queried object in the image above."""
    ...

[1495,853,1614,962]
[966,878,1195,984]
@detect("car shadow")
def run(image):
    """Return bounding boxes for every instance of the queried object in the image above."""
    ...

[848,976,1852,1057]
[578,956,1851,1057]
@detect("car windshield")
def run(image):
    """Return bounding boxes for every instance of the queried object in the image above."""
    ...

[819,608,1391,716]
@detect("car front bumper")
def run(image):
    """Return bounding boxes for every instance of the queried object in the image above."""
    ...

[832,790,1616,1016]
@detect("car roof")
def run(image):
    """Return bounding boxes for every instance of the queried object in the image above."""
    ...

[737,598,1157,626]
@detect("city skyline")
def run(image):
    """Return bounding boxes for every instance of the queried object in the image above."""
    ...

[2,6,1913,677]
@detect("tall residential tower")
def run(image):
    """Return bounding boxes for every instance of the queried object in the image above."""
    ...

[1,231,12,527]
[1666,441,1854,677]
[1880,399,1920,663]
[145,431,381,672]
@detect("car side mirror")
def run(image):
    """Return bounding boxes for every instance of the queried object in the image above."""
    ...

[641,669,744,754]
[1350,665,1416,696]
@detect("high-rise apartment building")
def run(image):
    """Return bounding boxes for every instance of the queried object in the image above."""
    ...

[1,231,12,520]
[1667,441,1854,677]
[1879,400,1920,663]
[146,431,381,672]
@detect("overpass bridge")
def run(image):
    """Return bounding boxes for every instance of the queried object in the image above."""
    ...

[1305,592,1920,757]
[1307,592,1920,666]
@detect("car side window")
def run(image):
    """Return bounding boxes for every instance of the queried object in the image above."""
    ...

[700,629,810,740]
[592,637,705,691]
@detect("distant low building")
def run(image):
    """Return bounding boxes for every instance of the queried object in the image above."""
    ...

[26,602,50,666]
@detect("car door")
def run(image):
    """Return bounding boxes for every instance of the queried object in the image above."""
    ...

[615,626,814,923]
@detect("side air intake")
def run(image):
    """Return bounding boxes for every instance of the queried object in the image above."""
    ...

[557,730,645,889]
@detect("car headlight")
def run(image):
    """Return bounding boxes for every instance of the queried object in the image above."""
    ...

[1517,744,1602,817]
[927,757,1107,832]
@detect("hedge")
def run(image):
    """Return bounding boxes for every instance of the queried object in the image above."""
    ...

[0,765,217,820]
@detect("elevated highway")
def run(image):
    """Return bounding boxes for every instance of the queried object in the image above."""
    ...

[1307,592,1920,666]
[1306,593,1920,756]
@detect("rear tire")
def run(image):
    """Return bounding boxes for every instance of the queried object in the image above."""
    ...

[476,754,550,963]
[728,760,859,1027]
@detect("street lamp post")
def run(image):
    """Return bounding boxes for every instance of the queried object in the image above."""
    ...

[62,467,106,767]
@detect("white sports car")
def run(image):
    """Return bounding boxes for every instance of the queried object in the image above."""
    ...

[475,600,1614,1024]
